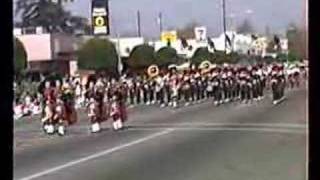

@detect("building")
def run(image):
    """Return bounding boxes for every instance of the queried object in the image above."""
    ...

[14,27,77,75]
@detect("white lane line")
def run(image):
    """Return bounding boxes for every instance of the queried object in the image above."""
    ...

[125,127,306,134]
[18,128,174,180]
[130,123,306,129]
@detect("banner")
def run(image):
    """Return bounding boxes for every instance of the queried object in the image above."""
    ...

[92,0,110,35]
[161,31,177,43]
[194,26,207,41]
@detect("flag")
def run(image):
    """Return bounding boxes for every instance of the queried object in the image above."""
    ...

[225,34,232,48]
[181,38,188,49]
[207,37,216,51]
[274,35,281,51]
[251,34,258,40]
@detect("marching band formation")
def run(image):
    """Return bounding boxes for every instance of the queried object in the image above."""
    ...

[37,61,307,136]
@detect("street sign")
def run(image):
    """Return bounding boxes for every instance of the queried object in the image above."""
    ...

[161,31,177,43]
[92,0,110,35]
[194,26,207,41]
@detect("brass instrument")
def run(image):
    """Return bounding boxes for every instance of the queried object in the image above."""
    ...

[199,60,212,74]
[147,64,159,78]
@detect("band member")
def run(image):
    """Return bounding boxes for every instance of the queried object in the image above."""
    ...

[41,100,55,134]
[54,80,62,100]
[142,78,150,104]
[110,88,128,130]
[239,67,250,103]
[181,73,191,106]
[54,97,67,136]
[87,97,101,133]
[43,81,54,103]
[221,66,231,103]
[169,73,179,108]
[66,85,79,126]
[251,66,260,101]
[211,67,222,105]
[155,75,165,107]
[270,64,285,104]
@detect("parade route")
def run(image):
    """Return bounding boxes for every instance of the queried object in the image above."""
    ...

[14,88,307,180]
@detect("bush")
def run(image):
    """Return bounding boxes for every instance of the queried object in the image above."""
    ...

[287,52,301,62]
[77,38,118,72]
[191,47,213,65]
[14,38,27,74]
[155,47,179,67]
[127,44,156,69]
[211,51,226,64]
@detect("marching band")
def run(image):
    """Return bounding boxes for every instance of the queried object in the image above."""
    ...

[36,60,306,136]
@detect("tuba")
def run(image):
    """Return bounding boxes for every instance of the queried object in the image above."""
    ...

[147,64,159,78]
[177,62,191,71]
[168,64,178,71]
[199,60,212,74]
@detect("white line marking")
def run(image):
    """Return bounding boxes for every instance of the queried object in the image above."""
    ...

[130,122,306,129]
[18,128,174,180]
[125,127,306,134]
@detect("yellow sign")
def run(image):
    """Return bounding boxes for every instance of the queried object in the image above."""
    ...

[94,16,106,27]
[161,31,177,43]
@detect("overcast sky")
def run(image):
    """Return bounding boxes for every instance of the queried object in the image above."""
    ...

[14,0,304,38]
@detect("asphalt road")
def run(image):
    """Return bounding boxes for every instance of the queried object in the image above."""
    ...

[14,87,307,180]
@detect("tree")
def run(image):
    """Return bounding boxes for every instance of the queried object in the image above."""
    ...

[14,38,27,74]
[155,47,179,67]
[266,39,277,53]
[127,44,156,69]
[77,38,118,72]
[237,19,254,34]
[191,47,213,65]
[15,0,90,34]
[177,21,200,39]
[211,51,226,64]
[286,23,307,60]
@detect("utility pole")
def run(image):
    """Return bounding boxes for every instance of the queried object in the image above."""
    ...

[158,12,163,36]
[222,0,227,54]
[137,10,141,37]
[117,33,123,76]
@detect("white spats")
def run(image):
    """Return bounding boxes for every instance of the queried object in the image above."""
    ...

[58,125,65,136]
[118,120,123,129]
[113,119,123,130]
[46,125,55,134]
[173,101,178,108]
[91,123,101,133]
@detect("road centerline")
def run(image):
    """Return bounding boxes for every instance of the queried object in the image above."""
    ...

[17,128,174,180]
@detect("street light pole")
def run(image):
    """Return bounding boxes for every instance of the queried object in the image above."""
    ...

[137,10,141,37]
[222,0,227,54]
[158,12,163,36]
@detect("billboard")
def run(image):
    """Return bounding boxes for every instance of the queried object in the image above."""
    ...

[92,0,110,35]
[194,26,207,41]
[161,31,177,43]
